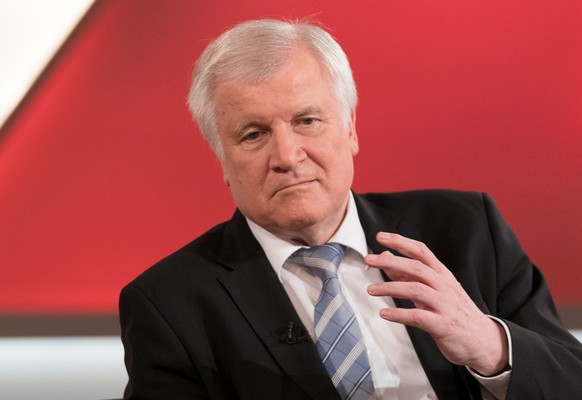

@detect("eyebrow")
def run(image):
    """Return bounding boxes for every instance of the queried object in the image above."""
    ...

[233,118,270,136]
[291,106,322,119]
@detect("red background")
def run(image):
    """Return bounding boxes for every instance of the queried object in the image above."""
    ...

[0,0,580,313]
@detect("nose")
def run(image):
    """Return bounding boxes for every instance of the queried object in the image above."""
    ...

[268,124,307,172]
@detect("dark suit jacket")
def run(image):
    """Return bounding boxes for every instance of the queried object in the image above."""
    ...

[120,190,582,399]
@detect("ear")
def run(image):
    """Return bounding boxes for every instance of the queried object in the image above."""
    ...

[347,111,359,156]
[218,154,231,186]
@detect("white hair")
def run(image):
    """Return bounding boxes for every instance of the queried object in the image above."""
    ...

[187,19,358,159]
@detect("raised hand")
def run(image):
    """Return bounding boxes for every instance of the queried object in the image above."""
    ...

[365,232,509,376]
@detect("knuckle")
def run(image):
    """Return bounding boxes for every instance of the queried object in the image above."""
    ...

[390,272,406,281]
[410,311,425,326]
[408,282,424,297]
[416,242,431,257]
[410,261,425,276]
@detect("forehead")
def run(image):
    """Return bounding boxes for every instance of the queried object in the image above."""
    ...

[213,48,336,119]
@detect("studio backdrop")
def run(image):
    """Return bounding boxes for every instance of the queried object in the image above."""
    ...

[0,0,580,320]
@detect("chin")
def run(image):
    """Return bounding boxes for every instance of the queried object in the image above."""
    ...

[270,207,326,233]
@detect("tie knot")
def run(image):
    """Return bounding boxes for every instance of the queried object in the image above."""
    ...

[289,243,345,282]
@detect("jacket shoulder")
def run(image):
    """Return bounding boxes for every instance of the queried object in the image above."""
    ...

[124,219,231,291]
[359,189,489,215]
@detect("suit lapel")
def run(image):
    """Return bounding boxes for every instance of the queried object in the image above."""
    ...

[216,211,340,400]
[354,193,480,399]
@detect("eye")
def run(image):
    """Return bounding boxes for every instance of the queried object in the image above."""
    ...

[294,117,321,133]
[243,131,261,141]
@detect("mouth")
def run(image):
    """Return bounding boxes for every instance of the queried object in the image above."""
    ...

[273,180,316,196]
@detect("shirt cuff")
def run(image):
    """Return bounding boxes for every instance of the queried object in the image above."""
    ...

[467,316,513,400]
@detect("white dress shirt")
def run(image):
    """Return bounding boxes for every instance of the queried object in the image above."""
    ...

[246,192,511,399]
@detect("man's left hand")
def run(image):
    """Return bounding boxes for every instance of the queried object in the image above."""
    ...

[365,232,509,376]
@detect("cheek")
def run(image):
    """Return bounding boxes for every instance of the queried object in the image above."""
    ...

[223,158,265,195]
[325,152,355,187]
[322,142,354,170]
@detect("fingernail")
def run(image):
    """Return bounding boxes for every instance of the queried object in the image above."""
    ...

[366,254,378,262]
[378,232,391,240]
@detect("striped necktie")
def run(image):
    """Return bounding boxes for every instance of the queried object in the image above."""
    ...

[288,243,377,400]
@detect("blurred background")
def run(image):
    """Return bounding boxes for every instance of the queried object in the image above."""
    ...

[0,1,580,399]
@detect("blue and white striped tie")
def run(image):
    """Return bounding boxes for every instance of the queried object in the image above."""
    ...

[289,243,377,400]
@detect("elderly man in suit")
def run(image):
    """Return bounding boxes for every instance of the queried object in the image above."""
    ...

[120,19,582,399]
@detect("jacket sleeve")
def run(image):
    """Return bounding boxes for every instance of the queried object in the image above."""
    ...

[119,284,211,399]
[481,193,582,398]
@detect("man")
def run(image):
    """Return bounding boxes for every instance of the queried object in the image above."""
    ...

[120,19,582,399]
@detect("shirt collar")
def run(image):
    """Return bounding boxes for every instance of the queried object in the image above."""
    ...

[246,191,369,282]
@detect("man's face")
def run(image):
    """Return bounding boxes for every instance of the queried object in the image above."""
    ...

[214,47,358,245]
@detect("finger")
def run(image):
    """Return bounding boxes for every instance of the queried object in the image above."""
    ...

[375,232,448,274]
[365,251,441,288]
[377,307,442,333]
[368,281,441,311]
